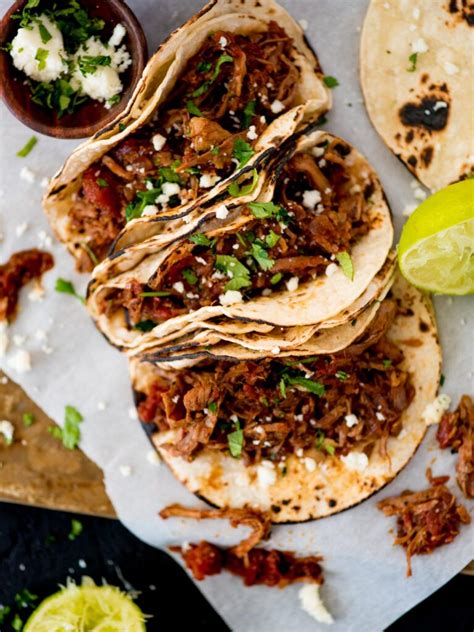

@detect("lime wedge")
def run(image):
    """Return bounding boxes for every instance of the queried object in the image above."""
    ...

[24,582,146,632]
[398,180,474,294]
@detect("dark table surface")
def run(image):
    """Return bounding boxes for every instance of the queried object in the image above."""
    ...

[0,502,472,631]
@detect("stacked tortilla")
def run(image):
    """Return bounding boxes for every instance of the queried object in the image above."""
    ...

[43,0,441,522]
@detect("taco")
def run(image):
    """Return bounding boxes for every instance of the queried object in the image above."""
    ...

[360,0,473,190]
[87,130,394,352]
[131,275,441,523]
[43,0,330,271]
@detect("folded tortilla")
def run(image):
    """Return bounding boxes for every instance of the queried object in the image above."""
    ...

[87,130,394,352]
[361,0,474,190]
[131,275,441,523]
[43,0,331,270]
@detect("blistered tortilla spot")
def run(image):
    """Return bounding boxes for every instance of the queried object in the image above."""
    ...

[419,320,430,333]
[271,504,281,513]
[421,146,434,167]
[327,499,337,508]
[399,96,450,132]
[421,73,429,84]
[407,155,418,168]
[281,498,291,506]
[405,130,414,143]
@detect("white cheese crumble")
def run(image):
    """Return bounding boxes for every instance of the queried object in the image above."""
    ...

[141,204,158,216]
[128,406,138,421]
[173,281,185,293]
[340,451,369,471]
[311,146,326,158]
[200,173,221,189]
[411,38,429,54]
[402,203,417,217]
[78,559,87,569]
[271,346,280,355]
[443,61,459,75]
[433,101,448,111]
[345,414,359,428]
[219,290,243,306]
[162,182,180,197]
[304,457,317,472]
[298,19,309,31]
[15,222,29,237]
[11,15,66,83]
[413,186,427,201]
[270,99,285,114]
[28,284,45,302]
[376,411,386,421]
[286,276,299,292]
[219,36,228,48]
[97,401,107,411]
[7,349,32,374]
[152,133,167,151]
[0,323,9,357]
[20,167,35,184]
[109,23,126,48]
[422,394,451,425]
[0,420,15,446]
[119,465,132,477]
[325,262,338,277]
[257,460,277,487]
[147,450,161,466]
[302,189,322,210]
[215,204,229,220]
[299,584,334,625]
[247,125,258,140]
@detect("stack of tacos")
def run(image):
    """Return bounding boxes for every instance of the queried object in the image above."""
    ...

[43,0,442,523]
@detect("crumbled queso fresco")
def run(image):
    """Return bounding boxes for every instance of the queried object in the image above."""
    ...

[10,9,131,111]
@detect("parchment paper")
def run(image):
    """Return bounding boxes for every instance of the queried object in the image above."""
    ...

[0,1,472,630]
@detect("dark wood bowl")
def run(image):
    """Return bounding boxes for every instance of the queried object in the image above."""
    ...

[0,0,148,139]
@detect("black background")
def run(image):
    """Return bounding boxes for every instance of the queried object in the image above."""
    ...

[0,503,472,631]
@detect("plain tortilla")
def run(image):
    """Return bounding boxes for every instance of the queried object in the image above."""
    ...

[87,130,394,352]
[131,275,441,523]
[43,0,331,266]
[360,0,474,190]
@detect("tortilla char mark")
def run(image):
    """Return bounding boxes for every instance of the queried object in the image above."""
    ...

[399,97,450,132]
[447,0,474,26]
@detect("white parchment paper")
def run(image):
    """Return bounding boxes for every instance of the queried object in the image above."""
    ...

[0,1,472,629]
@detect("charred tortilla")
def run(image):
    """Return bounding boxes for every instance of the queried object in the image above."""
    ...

[361,0,474,190]
[131,275,441,523]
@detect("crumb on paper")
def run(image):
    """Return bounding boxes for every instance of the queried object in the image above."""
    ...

[299,584,334,625]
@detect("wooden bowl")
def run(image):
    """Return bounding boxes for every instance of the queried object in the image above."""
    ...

[0,0,148,139]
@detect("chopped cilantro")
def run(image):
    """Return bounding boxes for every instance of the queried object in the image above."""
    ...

[186,100,204,117]
[118,122,126,132]
[16,135,38,157]
[208,402,217,413]
[134,320,156,332]
[191,54,233,97]
[227,168,259,197]
[38,22,52,44]
[216,255,251,291]
[233,138,254,169]
[211,54,233,81]
[48,405,83,450]
[55,278,85,304]
[197,60,212,72]
[382,359,392,368]
[68,518,83,541]
[125,167,182,221]
[182,268,198,285]
[35,47,49,71]
[407,52,418,72]
[265,230,280,248]
[279,378,287,398]
[15,588,38,608]
[78,54,111,75]
[108,94,121,107]
[210,146,220,155]
[335,370,349,381]
[22,412,35,427]
[0,606,11,624]
[250,243,274,271]
[227,419,243,458]
[286,376,325,396]
[12,614,23,631]
[96,178,108,188]
[323,75,339,88]
[325,443,335,456]
[315,429,334,454]
[270,272,282,285]
[139,291,172,297]
[242,100,256,128]
[335,251,354,280]
[189,233,214,247]
[248,201,281,219]
[440,373,445,387]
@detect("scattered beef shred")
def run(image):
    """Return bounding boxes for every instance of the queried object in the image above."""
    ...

[377,471,471,576]
[0,249,54,322]
[161,504,323,587]
[437,395,474,499]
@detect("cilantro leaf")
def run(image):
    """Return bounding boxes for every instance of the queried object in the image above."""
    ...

[335,251,354,280]
[134,320,156,332]
[38,23,52,44]
[96,178,108,188]
[335,370,349,381]
[186,100,204,116]
[68,518,83,541]
[407,52,418,72]
[265,230,280,248]
[248,201,281,218]
[242,100,256,128]
[22,412,35,427]
[227,168,259,197]
[189,233,214,247]
[233,138,254,169]
[227,419,244,457]
[270,272,282,285]
[78,54,111,75]
[17,135,38,157]
[216,255,251,291]
[48,405,83,450]
[139,291,172,297]
[55,278,85,304]
[182,268,198,285]
[323,75,339,88]
[250,243,274,271]
[35,47,49,71]
[286,376,325,396]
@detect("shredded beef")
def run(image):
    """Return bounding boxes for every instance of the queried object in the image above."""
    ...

[137,302,414,464]
[102,139,373,328]
[161,503,323,587]
[69,24,302,269]
[377,471,471,576]
[0,249,54,322]
[437,395,474,498]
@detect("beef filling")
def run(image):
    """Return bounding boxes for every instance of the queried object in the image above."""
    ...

[0,249,54,322]
[102,140,372,329]
[377,469,471,576]
[137,300,415,464]
[437,395,474,499]
[69,23,303,270]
